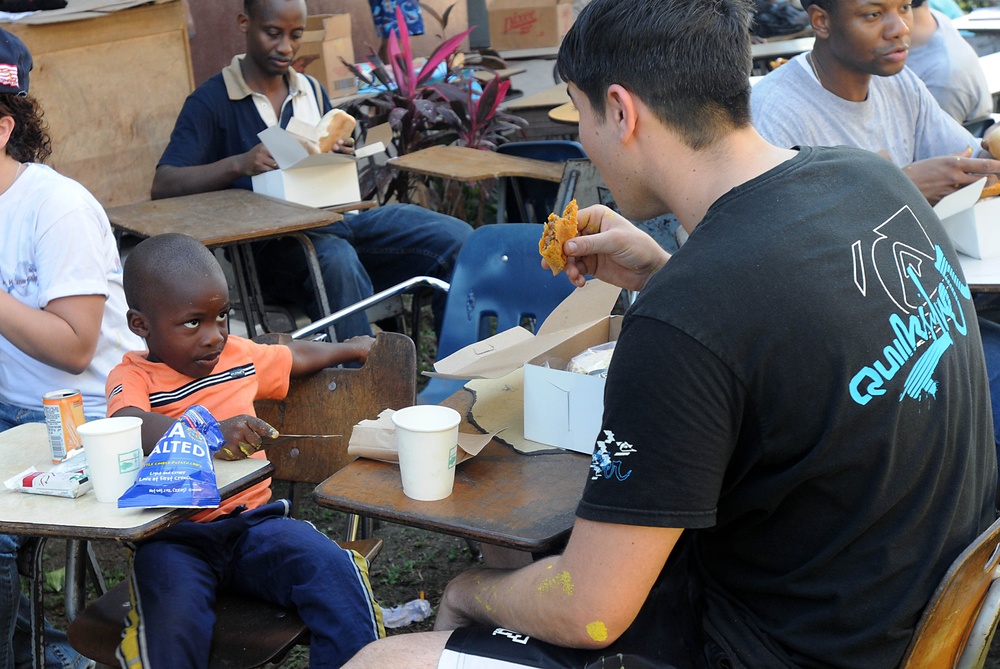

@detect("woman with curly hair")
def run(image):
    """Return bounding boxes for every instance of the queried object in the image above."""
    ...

[0,27,141,669]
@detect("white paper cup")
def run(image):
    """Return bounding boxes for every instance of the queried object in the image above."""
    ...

[78,417,144,503]
[392,405,460,501]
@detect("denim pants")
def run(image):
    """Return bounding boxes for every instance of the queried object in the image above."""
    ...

[0,403,91,669]
[119,501,382,669]
[978,318,1000,462]
[255,203,472,341]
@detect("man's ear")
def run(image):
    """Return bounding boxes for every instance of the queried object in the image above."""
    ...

[0,116,15,154]
[237,11,249,36]
[606,84,638,144]
[127,308,151,339]
[808,5,831,39]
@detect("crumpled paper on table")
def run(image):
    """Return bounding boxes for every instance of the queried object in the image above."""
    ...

[347,409,492,464]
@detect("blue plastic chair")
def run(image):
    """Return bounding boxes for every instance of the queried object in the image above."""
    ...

[496,140,587,224]
[418,224,577,405]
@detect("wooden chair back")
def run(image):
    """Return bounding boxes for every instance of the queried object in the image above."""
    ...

[898,515,1000,669]
[254,331,416,483]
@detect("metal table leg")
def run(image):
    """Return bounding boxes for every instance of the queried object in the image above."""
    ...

[64,540,106,621]
[285,232,335,341]
[20,537,45,669]
[229,244,267,337]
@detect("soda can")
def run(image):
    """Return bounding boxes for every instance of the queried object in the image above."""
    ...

[42,389,85,463]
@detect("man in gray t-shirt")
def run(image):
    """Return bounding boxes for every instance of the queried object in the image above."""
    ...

[751,0,1000,480]
[907,0,991,125]
[750,0,1000,206]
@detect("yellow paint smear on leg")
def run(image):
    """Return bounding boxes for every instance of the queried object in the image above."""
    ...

[586,620,608,643]
[537,570,574,596]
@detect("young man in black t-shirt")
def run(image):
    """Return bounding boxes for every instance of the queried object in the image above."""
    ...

[345,1,997,667]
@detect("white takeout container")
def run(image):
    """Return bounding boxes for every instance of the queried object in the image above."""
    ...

[934,177,1000,259]
[251,124,384,208]
[428,280,622,454]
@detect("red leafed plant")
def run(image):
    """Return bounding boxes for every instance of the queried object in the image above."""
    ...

[340,5,526,215]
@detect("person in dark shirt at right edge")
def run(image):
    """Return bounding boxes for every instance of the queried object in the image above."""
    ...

[346,0,997,667]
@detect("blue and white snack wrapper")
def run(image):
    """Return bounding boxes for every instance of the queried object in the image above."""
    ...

[118,405,224,509]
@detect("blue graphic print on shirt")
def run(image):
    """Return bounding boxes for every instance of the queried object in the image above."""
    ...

[848,206,971,406]
[590,429,635,481]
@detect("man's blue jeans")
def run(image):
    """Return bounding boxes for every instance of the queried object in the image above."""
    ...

[0,403,92,669]
[979,318,1000,463]
[255,204,472,341]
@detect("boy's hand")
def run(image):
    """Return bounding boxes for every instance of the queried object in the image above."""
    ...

[287,335,376,376]
[345,335,375,365]
[216,415,278,460]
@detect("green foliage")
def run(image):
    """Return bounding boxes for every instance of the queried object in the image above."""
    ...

[44,567,65,594]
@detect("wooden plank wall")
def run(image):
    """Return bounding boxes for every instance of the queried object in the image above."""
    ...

[6,1,194,207]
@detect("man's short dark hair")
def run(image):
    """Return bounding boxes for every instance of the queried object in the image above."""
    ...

[556,0,754,150]
[800,0,833,11]
[243,0,305,20]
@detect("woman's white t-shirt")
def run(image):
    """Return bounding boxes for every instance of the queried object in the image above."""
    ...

[0,163,143,418]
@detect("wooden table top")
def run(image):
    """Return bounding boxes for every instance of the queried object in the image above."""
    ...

[548,101,579,126]
[504,83,569,111]
[312,388,589,552]
[0,423,273,541]
[106,189,343,246]
[473,67,527,82]
[388,145,565,184]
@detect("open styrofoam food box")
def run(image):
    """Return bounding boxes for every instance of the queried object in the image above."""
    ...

[251,122,383,208]
[934,177,1000,259]
[429,280,622,453]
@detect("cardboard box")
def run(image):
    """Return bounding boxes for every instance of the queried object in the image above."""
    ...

[251,124,383,208]
[430,280,622,453]
[933,177,1000,259]
[487,0,574,51]
[299,14,357,100]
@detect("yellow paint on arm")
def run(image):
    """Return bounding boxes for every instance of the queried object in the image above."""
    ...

[537,570,574,596]
[586,620,608,643]
[474,593,494,613]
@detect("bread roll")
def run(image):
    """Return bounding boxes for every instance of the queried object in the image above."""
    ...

[317,109,357,153]
[989,130,1000,159]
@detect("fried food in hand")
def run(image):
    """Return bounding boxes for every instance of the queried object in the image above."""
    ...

[539,199,579,275]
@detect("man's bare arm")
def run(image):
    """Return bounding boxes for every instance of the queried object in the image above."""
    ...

[435,519,683,649]
[902,152,1000,206]
[150,145,277,199]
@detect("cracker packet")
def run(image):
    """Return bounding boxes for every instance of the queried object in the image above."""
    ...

[118,405,224,509]
[4,450,92,499]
